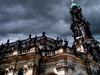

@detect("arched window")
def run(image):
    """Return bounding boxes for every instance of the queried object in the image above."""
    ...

[0,68,8,75]
[18,68,24,75]
[0,71,5,75]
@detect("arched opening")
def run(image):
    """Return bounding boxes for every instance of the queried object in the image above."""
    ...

[0,68,8,75]
[16,66,27,75]
[0,71,5,75]
[46,72,57,75]
[18,68,24,75]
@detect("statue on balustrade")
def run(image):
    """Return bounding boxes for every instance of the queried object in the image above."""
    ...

[1,43,4,50]
[56,37,60,47]
[64,38,68,46]
[5,39,10,47]
[29,34,31,39]
[34,36,37,44]
[41,32,47,40]
[60,38,63,45]
[27,34,32,46]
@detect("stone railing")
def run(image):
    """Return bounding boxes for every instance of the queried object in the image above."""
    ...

[0,47,38,59]
[56,63,75,71]
[0,36,56,57]
[42,47,74,57]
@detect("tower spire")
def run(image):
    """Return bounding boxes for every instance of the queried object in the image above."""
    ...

[71,0,74,3]
[70,0,78,9]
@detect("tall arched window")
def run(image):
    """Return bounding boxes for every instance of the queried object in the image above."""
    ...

[0,71,5,75]
[0,69,8,75]
[18,68,24,75]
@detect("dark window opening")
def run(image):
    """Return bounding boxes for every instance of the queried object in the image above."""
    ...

[18,68,24,75]
[0,71,5,75]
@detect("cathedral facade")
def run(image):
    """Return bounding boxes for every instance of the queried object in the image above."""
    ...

[0,1,100,75]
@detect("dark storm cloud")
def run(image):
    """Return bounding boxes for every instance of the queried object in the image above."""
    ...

[0,0,70,36]
[0,0,100,46]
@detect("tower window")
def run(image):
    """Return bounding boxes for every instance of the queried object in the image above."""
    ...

[18,68,24,75]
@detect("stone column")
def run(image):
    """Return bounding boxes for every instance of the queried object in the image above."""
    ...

[65,69,68,75]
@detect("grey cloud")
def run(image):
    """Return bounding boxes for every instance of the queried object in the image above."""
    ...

[0,0,99,47]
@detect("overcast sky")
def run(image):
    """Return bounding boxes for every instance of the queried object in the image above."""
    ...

[0,0,100,47]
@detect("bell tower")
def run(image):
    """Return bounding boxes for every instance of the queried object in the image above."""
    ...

[70,0,99,55]
[69,1,100,74]
[70,0,92,41]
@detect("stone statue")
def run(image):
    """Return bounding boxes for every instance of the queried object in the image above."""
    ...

[42,32,45,36]
[64,38,68,46]
[7,39,10,44]
[29,34,31,38]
